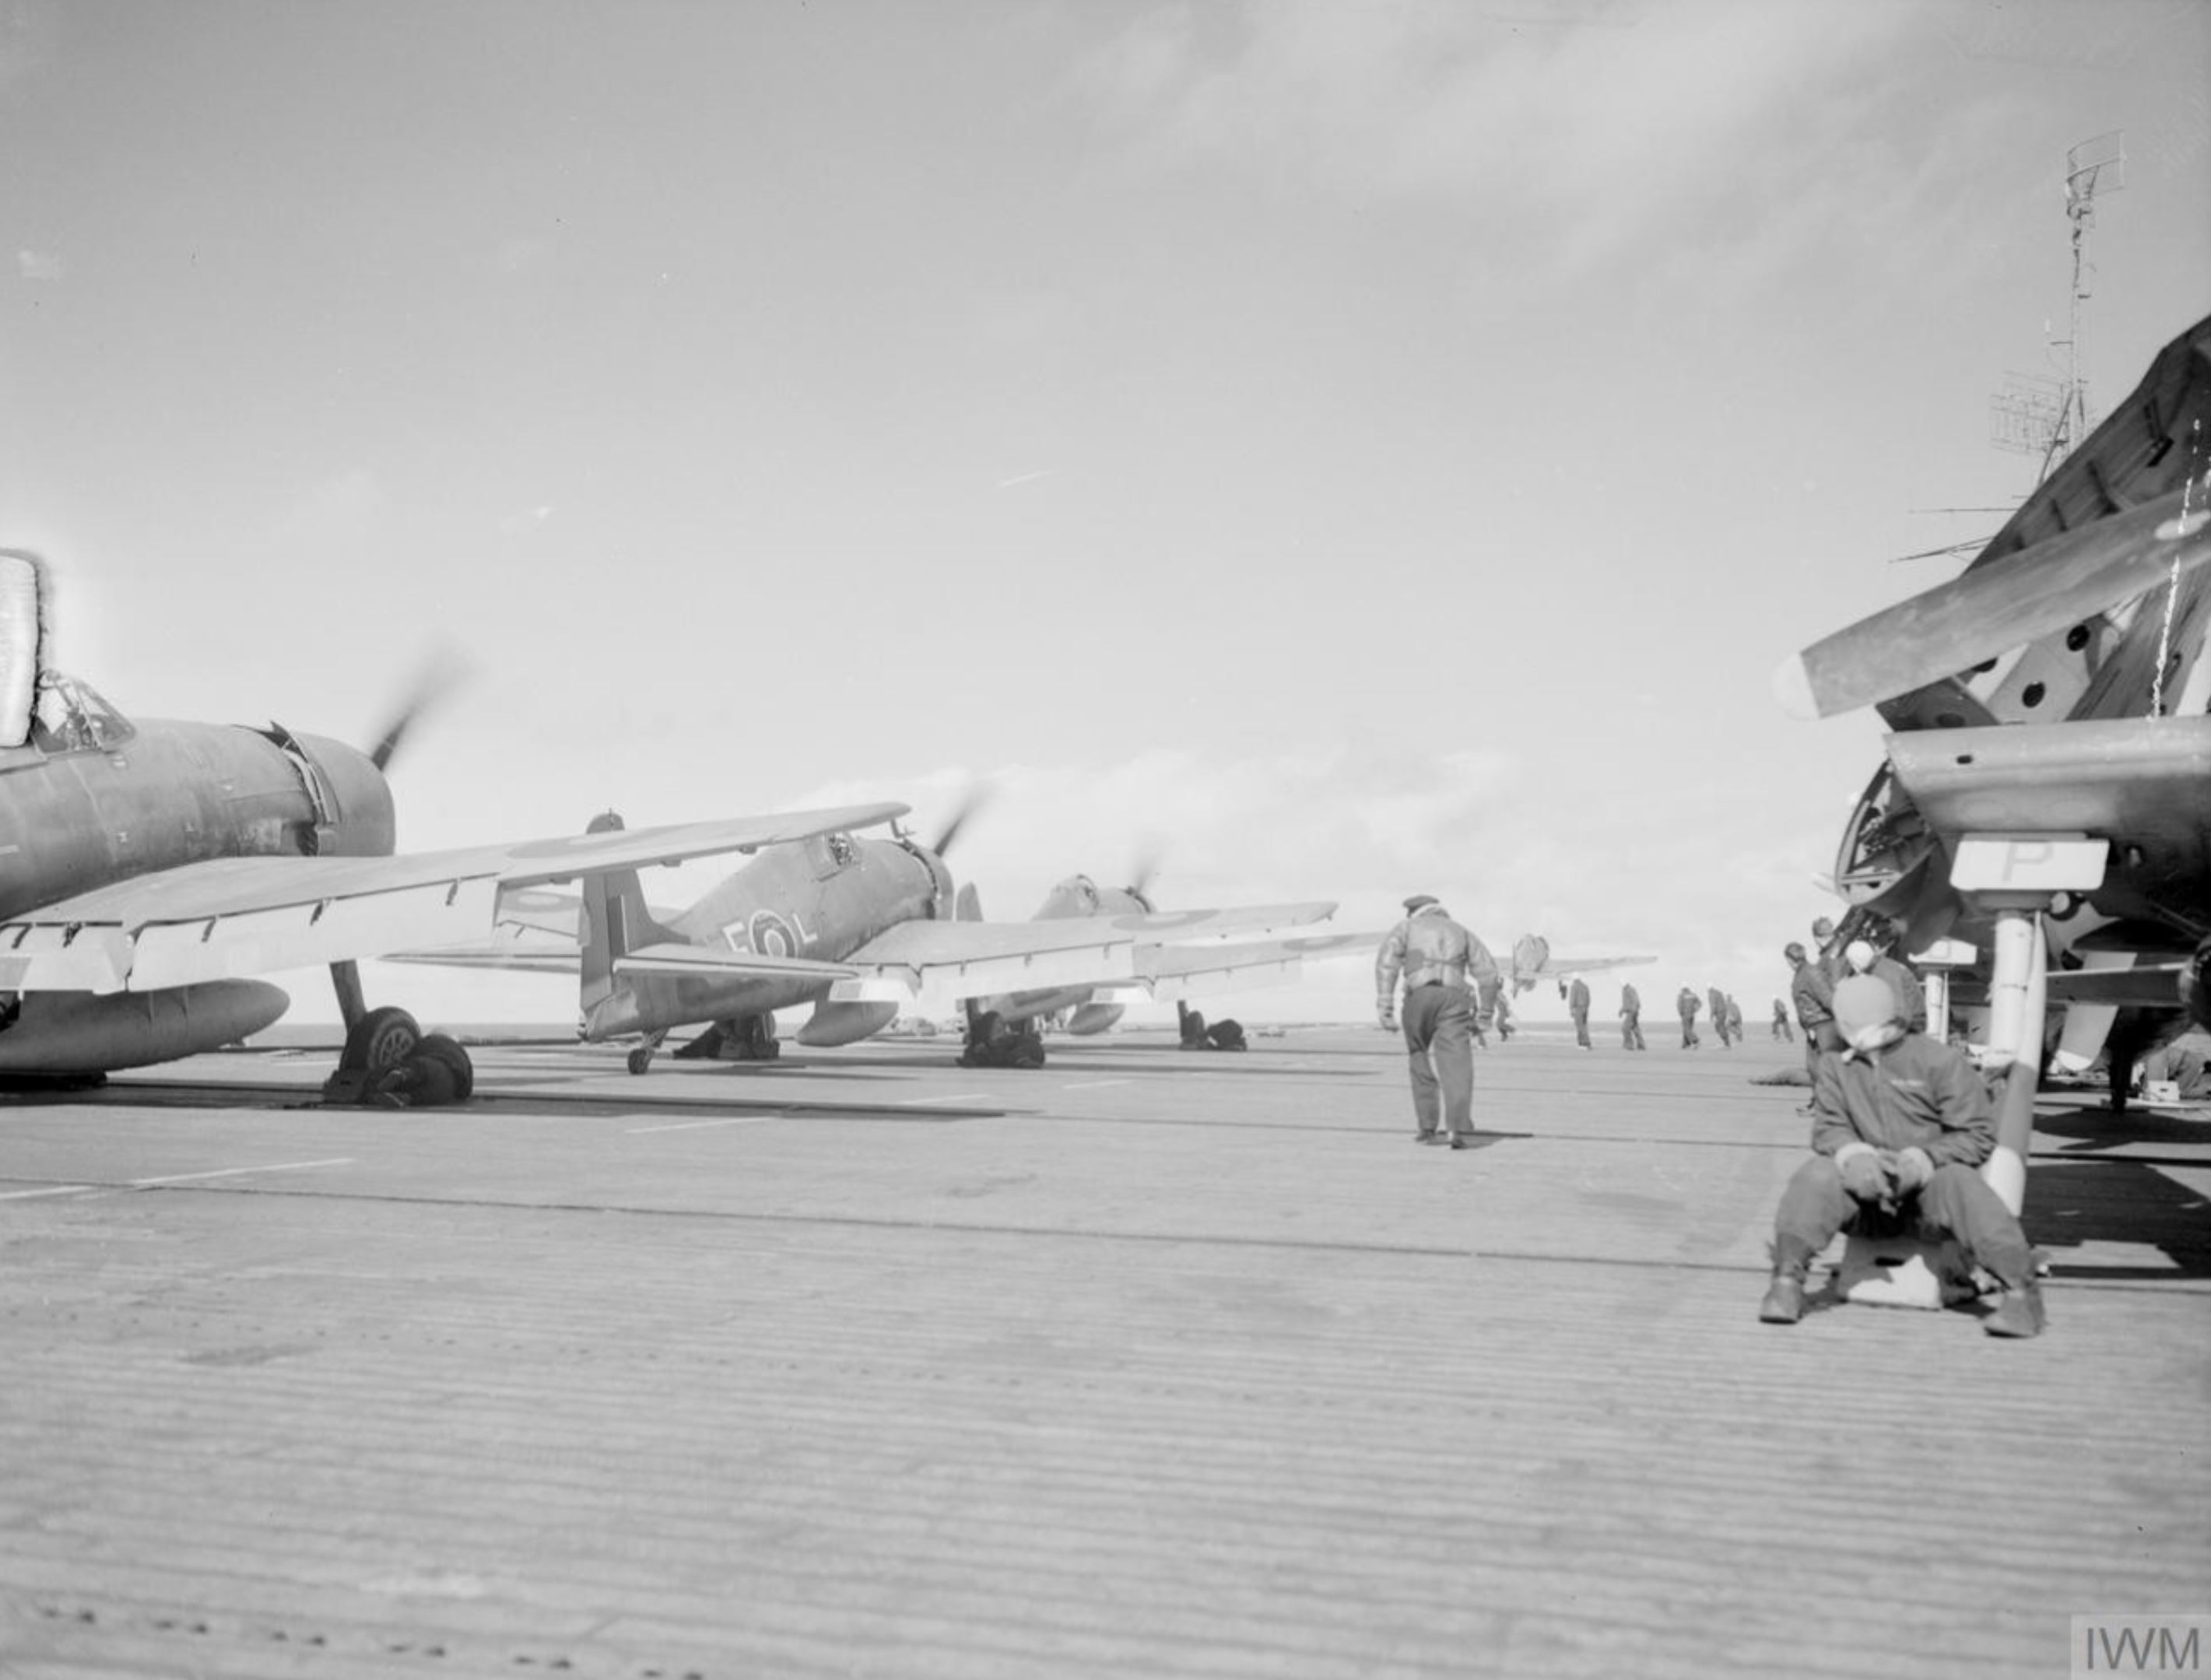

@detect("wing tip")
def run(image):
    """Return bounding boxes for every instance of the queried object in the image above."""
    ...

[1771,651,1825,721]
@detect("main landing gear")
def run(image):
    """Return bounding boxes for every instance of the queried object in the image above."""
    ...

[625,1015,781,1075]
[320,1005,475,1108]
[958,1008,1045,1069]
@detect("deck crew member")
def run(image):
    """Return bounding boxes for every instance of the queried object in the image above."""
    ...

[1564,976,1592,1049]
[1787,941,1840,1082]
[1771,998,1795,1043]
[1376,895,1498,1150]
[1758,973,2045,1338]
[1676,986,1701,1049]
[1618,981,1646,1050]
[1707,985,1732,1048]
[1843,938,1928,1035]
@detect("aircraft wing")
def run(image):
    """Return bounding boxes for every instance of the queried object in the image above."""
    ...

[0,802,909,994]
[1134,928,1385,1002]
[1108,902,1338,943]
[827,917,1151,1005]
[1509,935,1655,991]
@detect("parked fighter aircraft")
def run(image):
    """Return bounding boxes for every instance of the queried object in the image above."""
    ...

[1504,935,1655,994]
[948,870,1385,1063]
[1775,309,2211,1114]
[0,551,909,1100]
[397,813,1344,1071]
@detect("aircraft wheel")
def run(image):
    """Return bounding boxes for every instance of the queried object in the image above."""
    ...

[412,1033,475,1103]
[342,1005,420,1074]
[626,1045,655,1075]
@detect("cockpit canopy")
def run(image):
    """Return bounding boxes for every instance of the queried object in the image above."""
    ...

[30,672,134,754]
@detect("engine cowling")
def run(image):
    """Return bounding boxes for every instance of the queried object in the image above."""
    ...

[0,981,290,1073]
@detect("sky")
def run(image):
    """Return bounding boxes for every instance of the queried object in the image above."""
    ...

[2,0,2206,1029]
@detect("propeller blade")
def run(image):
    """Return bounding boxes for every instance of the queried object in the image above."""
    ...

[1775,490,2211,721]
[927,784,993,857]
[368,647,469,772]
[1125,843,1163,910]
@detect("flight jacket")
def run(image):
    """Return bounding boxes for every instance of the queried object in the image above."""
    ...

[1809,1033,1995,1169]
[1376,907,1499,1001]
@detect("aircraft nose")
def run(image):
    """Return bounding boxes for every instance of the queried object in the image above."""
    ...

[295,734,397,856]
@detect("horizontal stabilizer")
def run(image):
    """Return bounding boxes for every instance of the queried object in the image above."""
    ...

[611,943,857,983]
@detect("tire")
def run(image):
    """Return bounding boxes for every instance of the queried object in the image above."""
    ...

[412,1033,475,1102]
[626,1045,655,1076]
[340,1005,420,1074]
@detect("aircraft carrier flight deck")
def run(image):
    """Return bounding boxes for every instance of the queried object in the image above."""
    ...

[3,1026,2206,1678]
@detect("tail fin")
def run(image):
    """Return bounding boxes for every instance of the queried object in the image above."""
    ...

[578,811,681,1017]
[1511,934,1550,993]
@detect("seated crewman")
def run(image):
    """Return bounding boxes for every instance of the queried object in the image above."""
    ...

[1758,973,2046,1338]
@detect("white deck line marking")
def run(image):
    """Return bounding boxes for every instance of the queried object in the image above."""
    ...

[129,1157,354,1187]
[897,1093,988,1107]
[1061,1079,1130,1090]
[626,1115,784,1135]
[0,1184,95,1201]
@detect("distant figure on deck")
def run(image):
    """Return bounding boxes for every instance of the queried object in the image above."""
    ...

[1771,998,1795,1043]
[1376,894,1498,1150]
[1493,987,1514,1043]
[1619,981,1646,1050]
[1725,994,1744,1043]
[1676,986,1701,1050]
[1757,974,2046,1338]
[1564,976,1592,1049]
[1707,986,1732,1048]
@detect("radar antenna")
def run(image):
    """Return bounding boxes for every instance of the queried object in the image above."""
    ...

[1987,131,2124,485]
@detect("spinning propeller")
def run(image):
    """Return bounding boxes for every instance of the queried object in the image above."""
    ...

[925,784,994,858]
[367,647,469,772]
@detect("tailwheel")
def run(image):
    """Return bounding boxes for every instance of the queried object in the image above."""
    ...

[627,1043,656,1076]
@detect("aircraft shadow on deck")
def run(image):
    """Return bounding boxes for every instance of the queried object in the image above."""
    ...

[2021,1159,2211,1282]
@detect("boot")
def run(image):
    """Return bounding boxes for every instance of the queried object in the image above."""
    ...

[1757,1274,1806,1324]
[1983,1282,2047,1338]
[1760,1238,1816,1325]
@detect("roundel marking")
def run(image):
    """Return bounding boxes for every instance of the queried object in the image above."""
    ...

[749,910,798,958]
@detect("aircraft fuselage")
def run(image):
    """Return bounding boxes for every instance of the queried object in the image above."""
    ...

[0,687,399,1071]
[583,832,950,1041]
[0,710,395,923]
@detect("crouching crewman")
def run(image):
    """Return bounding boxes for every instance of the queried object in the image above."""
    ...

[1758,973,2046,1338]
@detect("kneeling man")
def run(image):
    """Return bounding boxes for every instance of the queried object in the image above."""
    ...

[1760,974,2045,1338]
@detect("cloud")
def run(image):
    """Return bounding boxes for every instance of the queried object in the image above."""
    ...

[280,468,388,549]
[497,504,556,535]
[16,249,62,281]
[1069,0,1936,282]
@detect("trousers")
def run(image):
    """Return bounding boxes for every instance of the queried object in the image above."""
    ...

[1401,982,1476,1138]
[1771,1155,2034,1289]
